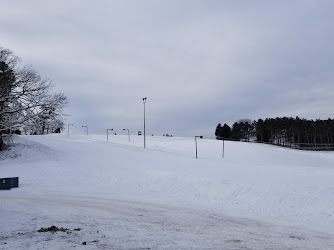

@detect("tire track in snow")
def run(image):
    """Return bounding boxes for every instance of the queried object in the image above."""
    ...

[1,192,334,249]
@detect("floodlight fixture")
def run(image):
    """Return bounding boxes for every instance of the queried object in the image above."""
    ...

[67,124,73,134]
[123,129,130,142]
[195,136,203,159]
[82,125,88,135]
[107,128,113,141]
[143,97,147,148]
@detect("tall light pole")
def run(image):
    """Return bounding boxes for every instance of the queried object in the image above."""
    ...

[143,97,147,148]
[107,129,113,141]
[123,129,130,142]
[67,124,73,134]
[82,125,88,135]
[195,136,203,159]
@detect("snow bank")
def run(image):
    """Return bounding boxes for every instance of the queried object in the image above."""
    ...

[1,133,334,249]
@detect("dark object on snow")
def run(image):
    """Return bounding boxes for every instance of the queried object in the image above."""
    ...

[0,177,19,190]
[38,225,69,233]
[82,242,87,245]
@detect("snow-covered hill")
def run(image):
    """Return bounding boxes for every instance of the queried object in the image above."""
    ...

[1,132,334,249]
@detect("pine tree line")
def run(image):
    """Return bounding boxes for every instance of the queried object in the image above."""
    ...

[215,117,334,150]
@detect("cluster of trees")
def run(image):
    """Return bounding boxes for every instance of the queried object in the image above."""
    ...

[0,46,68,150]
[216,117,334,150]
[215,119,254,141]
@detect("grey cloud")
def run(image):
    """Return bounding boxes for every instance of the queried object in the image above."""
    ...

[1,0,334,136]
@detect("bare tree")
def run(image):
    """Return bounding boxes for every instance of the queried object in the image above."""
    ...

[0,46,68,150]
[29,92,68,134]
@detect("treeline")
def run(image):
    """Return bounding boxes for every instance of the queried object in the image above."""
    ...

[0,46,68,150]
[215,117,334,150]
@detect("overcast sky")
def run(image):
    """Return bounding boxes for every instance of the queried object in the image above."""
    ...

[1,0,334,137]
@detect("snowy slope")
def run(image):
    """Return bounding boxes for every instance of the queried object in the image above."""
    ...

[1,131,334,249]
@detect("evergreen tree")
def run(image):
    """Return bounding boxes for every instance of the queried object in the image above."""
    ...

[231,122,243,140]
[221,123,231,139]
[215,123,222,138]
[216,116,334,150]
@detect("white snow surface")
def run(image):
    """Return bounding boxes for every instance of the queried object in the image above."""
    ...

[1,130,334,249]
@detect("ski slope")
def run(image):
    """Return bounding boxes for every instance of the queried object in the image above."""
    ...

[1,130,334,249]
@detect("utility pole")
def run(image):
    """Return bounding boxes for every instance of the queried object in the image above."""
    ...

[107,129,113,141]
[195,136,203,159]
[143,97,147,148]
[67,124,73,134]
[82,125,88,135]
[123,129,130,142]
